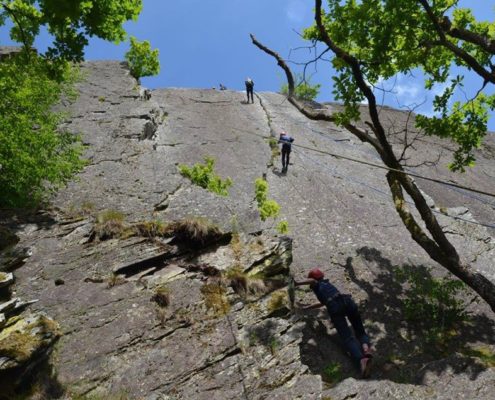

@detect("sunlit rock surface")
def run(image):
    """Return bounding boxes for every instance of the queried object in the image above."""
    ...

[1,61,494,399]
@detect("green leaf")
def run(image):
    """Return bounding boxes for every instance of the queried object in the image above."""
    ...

[125,36,160,79]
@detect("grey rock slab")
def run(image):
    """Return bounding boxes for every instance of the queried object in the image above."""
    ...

[0,298,19,314]
[6,61,495,399]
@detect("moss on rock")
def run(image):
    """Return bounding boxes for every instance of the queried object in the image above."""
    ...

[0,314,61,370]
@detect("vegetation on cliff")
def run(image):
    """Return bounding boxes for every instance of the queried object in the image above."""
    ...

[0,0,159,208]
[251,0,495,312]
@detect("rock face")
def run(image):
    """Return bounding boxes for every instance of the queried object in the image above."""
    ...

[1,61,494,399]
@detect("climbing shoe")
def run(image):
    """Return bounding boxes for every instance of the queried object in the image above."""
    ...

[360,357,372,378]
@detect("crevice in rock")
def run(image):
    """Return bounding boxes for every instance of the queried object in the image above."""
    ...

[112,250,179,277]
[86,158,123,167]
[122,114,154,120]
[153,142,185,148]
[74,372,113,398]
[188,98,232,104]
[255,93,282,172]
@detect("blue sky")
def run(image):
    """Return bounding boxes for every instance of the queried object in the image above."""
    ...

[1,0,494,128]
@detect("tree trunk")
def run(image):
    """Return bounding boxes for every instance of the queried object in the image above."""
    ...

[250,25,495,313]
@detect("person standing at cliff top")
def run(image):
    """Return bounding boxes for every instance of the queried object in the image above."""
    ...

[278,131,294,173]
[295,268,373,378]
[245,77,254,103]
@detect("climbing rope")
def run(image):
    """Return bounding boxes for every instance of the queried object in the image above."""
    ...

[230,126,495,199]
[226,126,495,229]
[295,147,495,230]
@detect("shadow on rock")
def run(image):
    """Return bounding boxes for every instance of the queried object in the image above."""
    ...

[297,246,495,386]
[0,358,65,400]
[347,246,495,384]
[299,316,359,384]
[246,319,280,348]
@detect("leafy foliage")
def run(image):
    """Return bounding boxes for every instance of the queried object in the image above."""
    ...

[125,36,160,79]
[200,282,231,316]
[304,0,495,171]
[0,1,153,208]
[322,361,343,385]
[395,265,470,344]
[254,178,280,221]
[179,156,233,196]
[276,220,289,234]
[0,55,85,207]
[281,73,321,101]
[0,0,143,62]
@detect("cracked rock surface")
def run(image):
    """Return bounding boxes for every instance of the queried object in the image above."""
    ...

[1,61,494,399]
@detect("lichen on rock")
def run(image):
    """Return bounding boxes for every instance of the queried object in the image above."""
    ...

[0,314,61,370]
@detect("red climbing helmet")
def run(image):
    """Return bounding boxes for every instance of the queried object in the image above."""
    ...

[308,268,324,280]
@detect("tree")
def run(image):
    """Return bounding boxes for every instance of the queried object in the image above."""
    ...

[0,55,85,207]
[0,1,154,207]
[280,73,321,101]
[251,0,495,312]
[1,0,143,62]
[125,36,160,79]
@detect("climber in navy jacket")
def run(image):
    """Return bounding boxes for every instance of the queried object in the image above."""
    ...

[295,268,373,378]
[278,131,294,173]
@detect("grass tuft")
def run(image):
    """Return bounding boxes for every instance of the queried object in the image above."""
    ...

[151,284,170,307]
[133,220,167,237]
[267,290,288,313]
[200,282,230,316]
[167,217,223,247]
[89,210,126,241]
[107,273,126,288]
[322,361,343,386]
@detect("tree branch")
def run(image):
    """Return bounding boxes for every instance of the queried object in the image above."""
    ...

[249,32,383,154]
[418,0,495,84]
[1,2,32,61]
[250,33,295,97]
[386,171,446,264]
[251,2,495,311]
[439,15,495,55]
[314,0,397,165]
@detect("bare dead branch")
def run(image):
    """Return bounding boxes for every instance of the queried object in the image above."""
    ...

[250,32,383,153]
[250,33,295,97]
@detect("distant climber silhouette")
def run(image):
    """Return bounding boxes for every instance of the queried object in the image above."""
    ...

[245,77,254,103]
[278,131,294,173]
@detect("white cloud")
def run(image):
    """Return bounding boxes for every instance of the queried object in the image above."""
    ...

[286,0,307,23]
[373,74,426,108]
[431,77,452,97]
